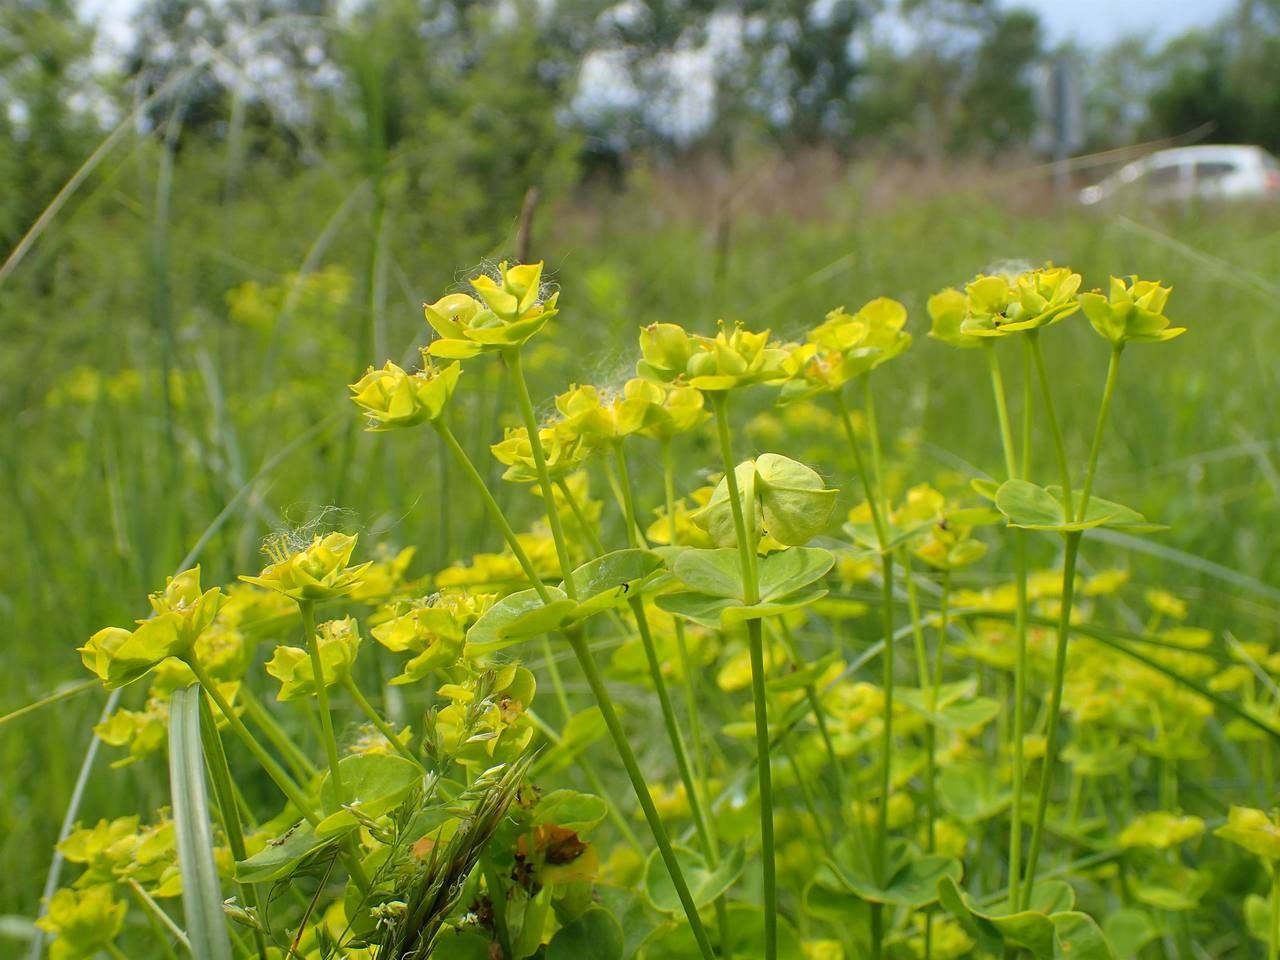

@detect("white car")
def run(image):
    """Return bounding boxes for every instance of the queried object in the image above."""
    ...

[1078,144,1280,205]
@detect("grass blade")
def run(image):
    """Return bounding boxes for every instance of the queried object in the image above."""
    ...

[169,685,233,960]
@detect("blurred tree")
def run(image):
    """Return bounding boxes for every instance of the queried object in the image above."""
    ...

[0,0,98,248]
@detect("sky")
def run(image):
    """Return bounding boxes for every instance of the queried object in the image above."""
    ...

[83,0,1233,51]
[1008,0,1232,45]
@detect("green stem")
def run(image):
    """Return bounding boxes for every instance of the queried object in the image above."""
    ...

[127,878,189,955]
[1021,531,1082,905]
[185,657,317,825]
[835,392,888,548]
[875,553,895,880]
[506,350,577,597]
[482,858,515,959]
[1078,344,1123,521]
[863,376,889,524]
[433,419,550,602]
[1028,332,1073,508]
[1009,531,1029,911]
[987,341,1030,911]
[613,442,648,548]
[236,685,317,784]
[340,676,420,766]
[661,440,711,799]
[903,556,935,854]
[1270,869,1279,960]
[556,477,605,555]
[711,392,775,960]
[566,627,717,960]
[1021,338,1034,483]
[985,345,1019,481]
[298,600,344,804]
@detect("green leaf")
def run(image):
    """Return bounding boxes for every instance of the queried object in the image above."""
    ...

[897,679,1002,731]
[938,876,1079,958]
[756,547,834,601]
[995,479,1077,529]
[823,838,960,908]
[547,907,624,960]
[566,549,663,598]
[719,587,827,627]
[654,591,742,629]
[671,548,744,599]
[1103,908,1160,957]
[316,753,421,836]
[640,904,805,960]
[235,821,332,883]
[465,586,574,654]
[533,790,608,833]
[168,685,233,960]
[536,707,605,775]
[970,477,1000,502]
[643,844,745,913]
[1052,912,1117,959]
[938,762,1010,822]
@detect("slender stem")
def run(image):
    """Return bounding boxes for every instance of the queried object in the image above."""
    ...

[1009,531,1029,911]
[613,442,648,548]
[1078,344,1123,520]
[747,616,777,960]
[236,685,317,784]
[863,376,889,524]
[903,555,935,851]
[433,419,550,602]
[341,676,420,766]
[1021,337,1034,482]
[506,350,577,597]
[1029,332,1073,508]
[630,597,717,862]
[445,358,709,953]
[1021,531,1082,905]
[185,657,317,825]
[985,344,1019,481]
[875,553,895,880]
[835,392,888,547]
[1270,870,1279,960]
[711,395,759,602]
[661,440,711,800]
[710,392,774,960]
[298,600,344,804]
[566,627,717,960]
[556,477,605,555]
[482,858,515,959]
[987,342,1030,911]
[127,878,191,953]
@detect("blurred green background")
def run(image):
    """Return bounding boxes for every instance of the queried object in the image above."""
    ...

[4,0,1280,928]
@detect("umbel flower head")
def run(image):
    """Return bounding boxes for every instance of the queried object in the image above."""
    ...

[424,261,559,359]
[783,297,911,397]
[1079,276,1183,346]
[638,320,790,391]
[372,591,495,685]
[80,567,224,689]
[241,532,369,601]
[36,885,126,960]
[491,421,592,483]
[266,616,361,700]
[960,266,1082,337]
[926,287,983,349]
[349,356,461,430]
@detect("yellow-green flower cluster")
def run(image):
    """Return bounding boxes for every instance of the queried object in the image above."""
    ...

[960,266,1082,337]
[1079,276,1184,346]
[36,885,126,960]
[241,532,369,601]
[266,616,361,700]
[349,356,461,430]
[80,567,223,689]
[434,664,536,768]
[372,591,494,685]
[425,261,558,359]
[638,319,789,391]
[784,298,911,397]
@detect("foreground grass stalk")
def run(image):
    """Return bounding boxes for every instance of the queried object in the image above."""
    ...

[298,600,344,803]
[1020,530,1082,905]
[712,393,777,960]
